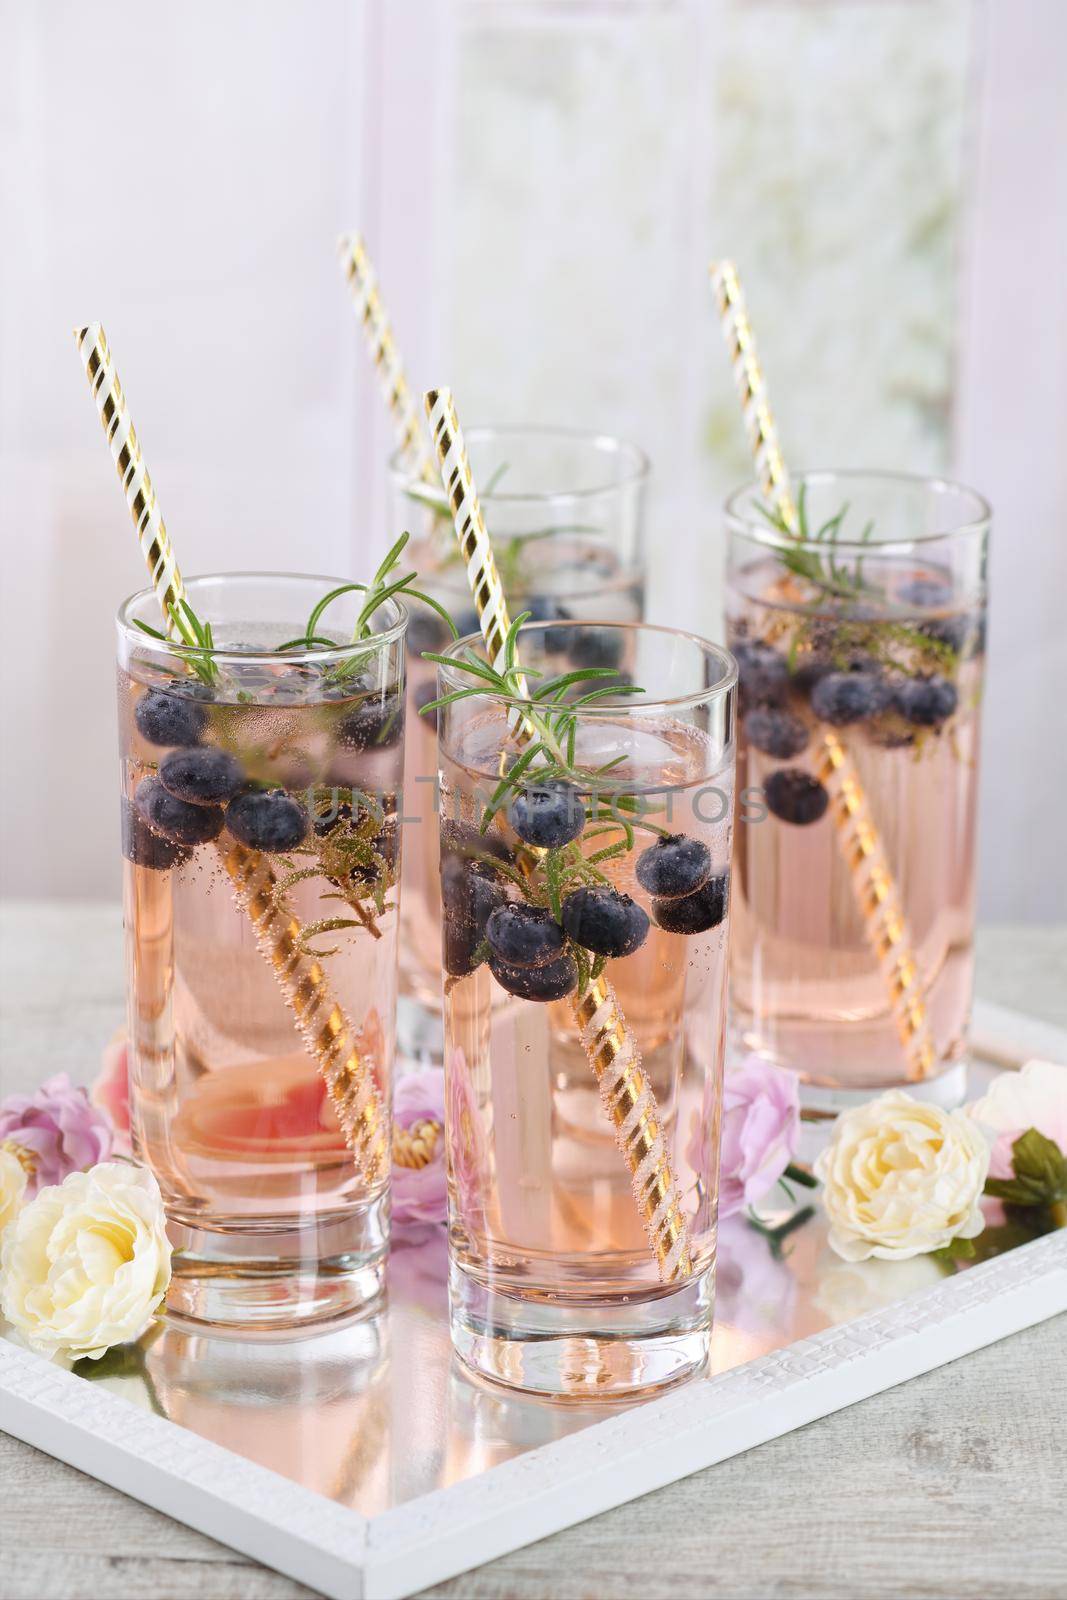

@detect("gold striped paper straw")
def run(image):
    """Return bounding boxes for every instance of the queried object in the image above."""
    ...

[75,325,390,1175]
[709,262,936,1081]
[75,324,189,642]
[220,842,389,1182]
[339,233,435,482]
[424,386,693,1281]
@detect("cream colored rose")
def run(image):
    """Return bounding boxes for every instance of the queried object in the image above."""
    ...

[815,1091,989,1261]
[1,1161,171,1360]
[0,1145,29,1237]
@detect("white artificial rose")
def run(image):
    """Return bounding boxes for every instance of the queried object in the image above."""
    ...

[0,1145,29,1237]
[1,1161,172,1360]
[815,1090,990,1261]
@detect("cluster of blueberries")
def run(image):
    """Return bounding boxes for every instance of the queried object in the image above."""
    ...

[125,681,400,872]
[125,687,313,869]
[732,623,962,828]
[443,777,729,1003]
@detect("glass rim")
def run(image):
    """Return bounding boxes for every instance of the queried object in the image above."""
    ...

[724,468,992,553]
[389,423,651,505]
[116,571,409,666]
[436,619,737,715]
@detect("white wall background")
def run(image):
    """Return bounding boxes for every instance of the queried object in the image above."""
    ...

[1,0,1064,922]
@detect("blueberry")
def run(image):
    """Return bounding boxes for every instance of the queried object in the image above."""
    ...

[159,747,244,806]
[635,834,712,899]
[485,904,566,968]
[441,858,509,977]
[893,674,958,728]
[732,640,788,708]
[651,873,729,935]
[405,611,450,656]
[810,670,890,726]
[488,950,578,1002]
[525,595,572,627]
[569,626,624,671]
[225,790,309,852]
[414,681,440,732]
[763,769,829,826]
[121,798,191,871]
[919,616,970,653]
[743,708,809,760]
[897,577,952,610]
[338,687,405,750]
[561,887,649,959]
[507,779,585,848]
[134,687,207,748]
[313,794,353,837]
[134,776,225,846]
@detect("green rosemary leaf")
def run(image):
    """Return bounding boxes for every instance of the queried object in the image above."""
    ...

[419,650,503,686]
[304,582,367,644]
[132,618,168,642]
[402,587,461,640]
[530,668,621,702]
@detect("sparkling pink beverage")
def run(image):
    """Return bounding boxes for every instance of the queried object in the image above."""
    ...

[117,575,407,1334]
[387,427,649,1055]
[725,472,989,1107]
[437,621,736,1397]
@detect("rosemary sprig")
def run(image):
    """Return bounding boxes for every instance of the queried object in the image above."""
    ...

[754,484,875,604]
[130,532,458,693]
[419,609,648,831]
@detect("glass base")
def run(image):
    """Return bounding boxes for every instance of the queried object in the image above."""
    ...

[449,1260,713,1399]
[396,992,445,1065]
[164,1196,388,1339]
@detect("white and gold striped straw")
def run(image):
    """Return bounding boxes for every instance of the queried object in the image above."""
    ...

[709,261,936,1081]
[75,325,390,1177]
[75,324,189,642]
[338,233,434,483]
[425,386,694,1281]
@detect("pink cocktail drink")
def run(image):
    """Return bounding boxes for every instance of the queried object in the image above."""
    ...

[117,574,407,1333]
[725,472,989,1105]
[437,620,736,1396]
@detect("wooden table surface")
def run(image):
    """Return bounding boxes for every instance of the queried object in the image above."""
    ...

[1,905,1065,1600]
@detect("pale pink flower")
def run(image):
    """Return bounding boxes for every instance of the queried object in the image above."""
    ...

[688,1053,800,1219]
[392,1069,447,1226]
[0,1074,112,1196]
[92,1029,132,1156]
[968,1059,1067,1179]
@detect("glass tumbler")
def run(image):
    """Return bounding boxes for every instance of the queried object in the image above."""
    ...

[389,426,649,1057]
[725,471,989,1109]
[436,620,736,1396]
[117,575,407,1335]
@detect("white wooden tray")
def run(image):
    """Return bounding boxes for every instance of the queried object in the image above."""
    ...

[2,1011,1066,1600]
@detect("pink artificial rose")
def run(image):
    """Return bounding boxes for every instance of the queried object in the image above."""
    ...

[392,1069,447,1226]
[92,1028,132,1156]
[0,1073,113,1196]
[689,1052,800,1219]
[968,1059,1067,1179]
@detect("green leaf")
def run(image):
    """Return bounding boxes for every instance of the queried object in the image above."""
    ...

[984,1127,1067,1208]
[932,1235,977,1264]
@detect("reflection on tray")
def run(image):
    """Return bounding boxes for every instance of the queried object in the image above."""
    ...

[73,1204,994,1515]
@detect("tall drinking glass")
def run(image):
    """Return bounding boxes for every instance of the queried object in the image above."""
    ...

[725,471,989,1109]
[117,575,407,1334]
[390,427,649,1055]
[437,620,736,1396]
